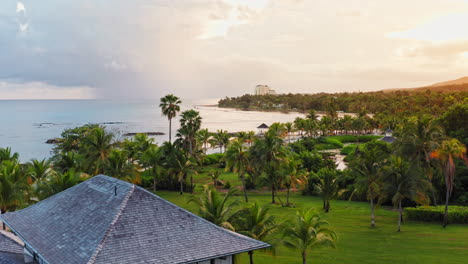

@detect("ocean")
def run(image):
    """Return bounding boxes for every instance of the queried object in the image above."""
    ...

[1,99,305,161]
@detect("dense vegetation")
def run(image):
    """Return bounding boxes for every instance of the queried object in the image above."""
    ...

[218,84,468,117]
[0,92,467,263]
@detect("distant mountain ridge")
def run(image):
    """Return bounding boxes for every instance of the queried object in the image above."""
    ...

[430,76,468,87]
[382,76,468,93]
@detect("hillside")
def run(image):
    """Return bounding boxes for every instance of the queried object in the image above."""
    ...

[430,76,468,87]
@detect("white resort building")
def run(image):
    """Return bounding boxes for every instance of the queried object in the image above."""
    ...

[254,85,276,96]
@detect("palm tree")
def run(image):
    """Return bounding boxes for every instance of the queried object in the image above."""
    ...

[105,149,140,184]
[159,94,182,143]
[236,202,278,264]
[349,140,390,227]
[81,127,114,175]
[381,155,429,232]
[0,161,29,229]
[431,138,467,227]
[396,117,444,205]
[35,170,81,200]
[27,159,54,183]
[282,209,337,264]
[284,122,294,143]
[177,109,202,156]
[246,131,256,147]
[313,168,344,212]
[281,158,304,206]
[250,133,287,204]
[188,185,239,230]
[0,147,19,163]
[141,145,164,192]
[208,170,221,188]
[225,140,250,202]
[196,129,211,154]
[212,130,230,153]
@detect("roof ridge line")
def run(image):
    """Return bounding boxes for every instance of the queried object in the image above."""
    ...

[87,184,135,264]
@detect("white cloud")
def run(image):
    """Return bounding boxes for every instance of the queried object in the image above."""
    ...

[16,2,26,13]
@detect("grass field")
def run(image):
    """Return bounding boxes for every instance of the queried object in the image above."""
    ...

[155,169,468,264]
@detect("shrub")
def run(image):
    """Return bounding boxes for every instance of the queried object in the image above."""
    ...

[223,181,232,189]
[315,138,344,150]
[340,144,357,155]
[203,153,224,165]
[405,206,468,224]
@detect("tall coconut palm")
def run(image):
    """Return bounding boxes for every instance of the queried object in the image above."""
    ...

[0,147,19,163]
[81,127,114,175]
[188,185,239,230]
[313,168,344,213]
[282,209,337,264]
[236,202,278,264]
[35,170,81,201]
[27,159,54,183]
[349,140,390,227]
[196,129,211,154]
[281,158,304,206]
[431,138,467,227]
[284,122,294,143]
[212,130,230,153]
[250,133,287,204]
[396,117,444,205]
[141,145,164,192]
[225,140,250,202]
[0,161,29,229]
[177,110,202,156]
[381,155,429,232]
[159,94,182,143]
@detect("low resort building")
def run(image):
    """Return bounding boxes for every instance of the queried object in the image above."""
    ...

[379,128,396,143]
[0,175,269,264]
[257,123,269,135]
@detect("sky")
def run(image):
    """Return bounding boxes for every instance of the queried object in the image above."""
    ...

[0,0,467,100]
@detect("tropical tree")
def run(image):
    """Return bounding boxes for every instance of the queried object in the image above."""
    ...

[212,130,230,153]
[349,141,390,227]
[188,185,239,230]
[141,145,164,192]
[225,140,250,202]
[208,170,221,188]
[0,148,19,163]
[105,149,140,184]
[250,133,287,204]
[313,168,344,212]
[27,159,54,183]
[34,170,82,200]
[430,138,467,227]
[81,127,114,175]
[284,122,294,143]
[235,202,279,264]
[281,158,304,206]
[159,94,182,143]
[0,161,29,229]
[196,129,211,154]
[381,155,429,232]
[177,109,202,156]
[282,209,337,264]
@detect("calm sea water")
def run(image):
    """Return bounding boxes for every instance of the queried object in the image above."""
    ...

[0,100,304,161]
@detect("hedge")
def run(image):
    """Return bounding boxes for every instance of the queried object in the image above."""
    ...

[328,135,381,143]
[315,138,344,150]
[203,153,224,165]
[340,144,357,155]
[405,206,468,224]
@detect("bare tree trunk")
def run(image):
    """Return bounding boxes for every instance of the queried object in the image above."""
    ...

[169,118,172,143]
[370,198,375,227]
[398,200,402,232]
[180,179,184,195]
[153,174,157,192]
[302,251,307,264]
[275,190,284,207]
[286,188,290,206]
[444,187,450,228]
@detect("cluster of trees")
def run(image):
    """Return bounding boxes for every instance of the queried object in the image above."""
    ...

[189,185,337,264]
[218,85,468,117]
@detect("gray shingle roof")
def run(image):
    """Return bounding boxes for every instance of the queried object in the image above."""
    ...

[257,123,269,129]
[0,252,24,264]
[0,231,23,255]
[1,175,269,264]
[379,136,396,143]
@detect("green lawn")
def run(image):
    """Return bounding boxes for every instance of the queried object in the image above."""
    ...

[155,187,468,264]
